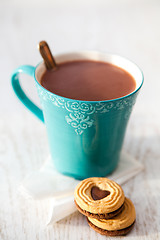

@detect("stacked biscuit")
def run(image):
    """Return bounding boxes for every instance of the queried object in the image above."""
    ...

[74,177,136,236]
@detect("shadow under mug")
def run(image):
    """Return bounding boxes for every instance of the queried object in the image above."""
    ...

[11,51,143,179]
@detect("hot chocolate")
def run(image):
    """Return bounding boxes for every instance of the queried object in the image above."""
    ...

[40,60,136,101]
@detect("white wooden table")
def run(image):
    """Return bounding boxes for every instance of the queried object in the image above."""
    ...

[0,0,160,239]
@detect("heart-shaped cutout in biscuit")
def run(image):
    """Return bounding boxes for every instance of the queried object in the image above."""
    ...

[91,186,110,200]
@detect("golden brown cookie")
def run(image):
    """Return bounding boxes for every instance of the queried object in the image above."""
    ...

[74,177,125,219]
[87,218,135,236]
[74,200,124,219]
[87,197,136,236]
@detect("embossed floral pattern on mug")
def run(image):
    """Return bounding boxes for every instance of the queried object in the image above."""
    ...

[37,85,136,135]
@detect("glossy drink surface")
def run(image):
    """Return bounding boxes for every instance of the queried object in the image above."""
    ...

[40,60,136,101]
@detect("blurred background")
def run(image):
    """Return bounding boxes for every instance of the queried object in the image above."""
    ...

[1,0,160,116]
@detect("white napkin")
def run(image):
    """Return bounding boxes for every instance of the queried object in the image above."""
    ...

[19,151,143,224]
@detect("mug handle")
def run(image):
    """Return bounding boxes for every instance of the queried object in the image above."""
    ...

[11,65,44,123]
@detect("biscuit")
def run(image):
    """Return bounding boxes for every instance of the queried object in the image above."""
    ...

[74,177,125,219]
[87,198,136,236]
[87,218,135,236]
[74,200,124,219]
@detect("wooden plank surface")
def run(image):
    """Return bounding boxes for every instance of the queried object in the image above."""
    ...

[0,0,160,239]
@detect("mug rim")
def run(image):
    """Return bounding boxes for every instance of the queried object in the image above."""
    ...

[34,51,144,103]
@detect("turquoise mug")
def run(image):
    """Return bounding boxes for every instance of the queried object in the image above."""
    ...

[11,51,143,179]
